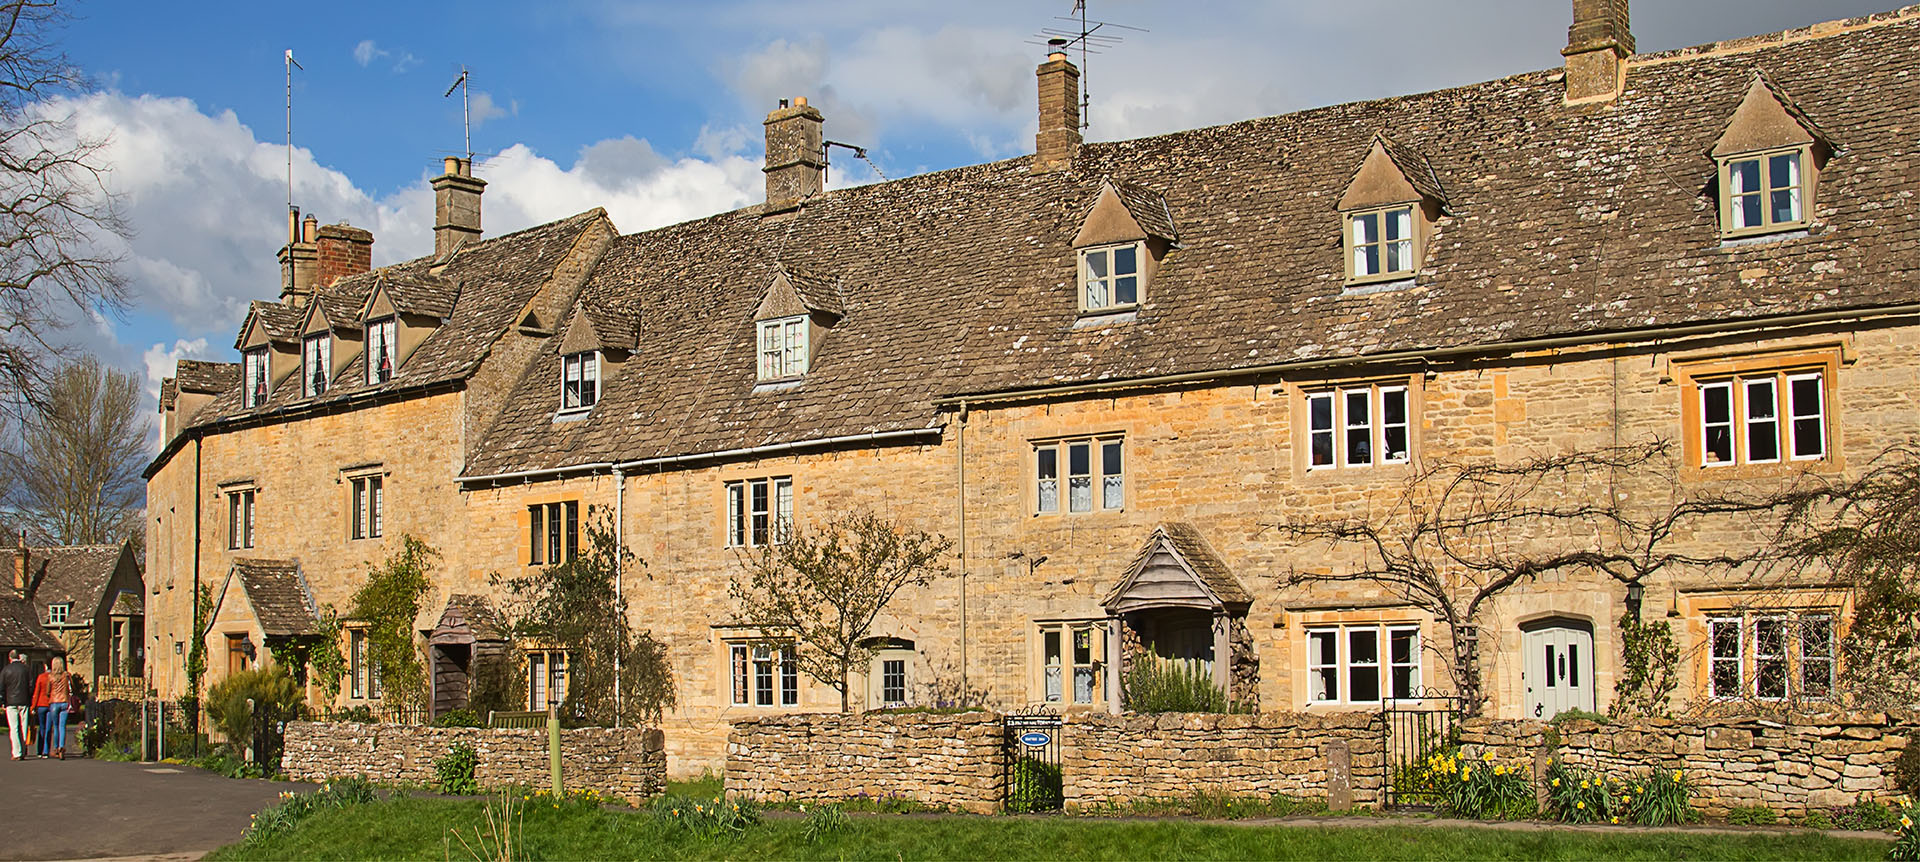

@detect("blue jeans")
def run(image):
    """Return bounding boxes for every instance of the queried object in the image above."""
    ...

[45,703,66,751]
[31,707,46,754]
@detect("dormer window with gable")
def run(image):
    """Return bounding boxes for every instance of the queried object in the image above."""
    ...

[1711,74,1833,241]
[561,350,599,412]
[366,317,397,384]
[757,316,808,381]
[1338,134,1447,288]
[302,334,331,397]
[751,267,842,385]
[243,347,269,408]
[1071,180,1176,318]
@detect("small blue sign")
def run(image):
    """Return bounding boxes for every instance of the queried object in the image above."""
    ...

[1019,731,1051,747]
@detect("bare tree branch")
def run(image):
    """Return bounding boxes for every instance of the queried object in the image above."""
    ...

[2,354,146,545]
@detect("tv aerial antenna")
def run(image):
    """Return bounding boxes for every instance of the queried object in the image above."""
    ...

[1030,1,1146,131]
[444,65,472,162]
[284,49,304,224]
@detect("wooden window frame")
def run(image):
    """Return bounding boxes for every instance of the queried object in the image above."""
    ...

[1343,203,1421,284]
[1036,621,1105,706]
[243,347,270,408]
[1078,241,1144,314]
[727,642,798,707]
[1033,436,1124,515]
[725,477,793,547]
[1703,609,1834,703]
[1305,622,1421,705]
[366,317,398,385]
[756,316,809,381]
[301,333,331,398]
[350,474,384,540]
[1304,383,1411,470]
[1673,348,1839,476]
[1718,146,1813,239]
[227,488,255,550]
[560,350,599,412]
[526,649,570,710]
[46,603,69,625]
[527,501,580,566]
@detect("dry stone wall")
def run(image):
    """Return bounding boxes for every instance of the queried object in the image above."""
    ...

[1063,712,1381,810]
[282,721,666,803]
[1464,712,1918,818]
[726,712,1004,813]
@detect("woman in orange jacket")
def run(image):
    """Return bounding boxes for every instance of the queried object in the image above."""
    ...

[29,665,49,757]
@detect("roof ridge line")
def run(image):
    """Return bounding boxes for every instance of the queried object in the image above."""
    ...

[1632,5,1920,68]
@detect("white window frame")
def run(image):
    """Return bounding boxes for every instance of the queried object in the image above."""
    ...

[243,348,270,408]
[1038,621,1105,706]
[227,489,255,550]
[527,649,570,709]
[301,334,331,398]
[348,627,382,700]
[366,317,398,385]
[561,350,599,412]
[350,475,383,540]
[1305,623,1421,705]
[1345,204,1418,282]
[726,477,793,547]
[1078,241,1143,313]
[756,316,809,381]
[729,642,798,707]
[46,603,69,625]
[1721,147,1809,237]
[1696,370,1827,468]
[1306,384,1411,470]
[1033,437,1124,514]
[1704,610,1835,702]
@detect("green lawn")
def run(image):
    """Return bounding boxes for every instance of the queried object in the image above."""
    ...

[206,795,1893,861]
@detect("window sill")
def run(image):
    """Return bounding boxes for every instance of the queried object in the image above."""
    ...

[752,379,805,394]
[1074,308,1137,328]
[1341,277,1415,296]
[1718,227,1810,248]
[1032,507,1126,517]
[554,407,594,423]
[1683,457,1840,482]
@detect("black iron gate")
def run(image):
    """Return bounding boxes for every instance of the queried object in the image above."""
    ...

[250,699,295,773]
[1003,712,1063,813]
[1381,689,1462,807]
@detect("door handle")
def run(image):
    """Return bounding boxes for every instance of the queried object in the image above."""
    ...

[1534,703,1544,717]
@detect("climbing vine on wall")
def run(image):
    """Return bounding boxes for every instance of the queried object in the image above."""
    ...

[1611,611,1679,719]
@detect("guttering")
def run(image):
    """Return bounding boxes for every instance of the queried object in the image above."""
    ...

[930,304,1920,408]
[145,378,466,479]
[456,427,944,487]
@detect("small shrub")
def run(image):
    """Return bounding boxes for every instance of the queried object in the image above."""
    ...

[1006,759,1063,813]
[1834,798,1902,831]
[204,666,301,756]
[1632,767,1694,826]
[800,803,851,843]
[433,708,484,728]
[1800,809,1835,830]
[328,704,375,723]
[1727,805,1779,826]
[1548,709,1610,725]
[1122,650,1247,714]
[435,743,479,795]
[1897,739,1920,798]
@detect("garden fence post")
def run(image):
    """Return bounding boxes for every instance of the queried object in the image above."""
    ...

[548,702,562,794]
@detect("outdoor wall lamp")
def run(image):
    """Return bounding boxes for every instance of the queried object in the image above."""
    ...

[1625,581,1645,621]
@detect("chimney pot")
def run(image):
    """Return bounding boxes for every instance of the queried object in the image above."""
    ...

[301,214,318,243]
[1034,51,1082,173]
[794,96,808,107]
[763,99,825,212]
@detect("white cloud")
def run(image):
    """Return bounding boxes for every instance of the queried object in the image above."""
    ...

[468,90,513,126]
[142,338,211,404]
[353,39,388,68]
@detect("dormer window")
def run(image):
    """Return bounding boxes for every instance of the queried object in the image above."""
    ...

[757,316,808,381]
[243,347,269,408]
[1079,243,1141,313]
[302,334,331,398]
[1346,206,1416,281]
[47,603,69,625]
[1721,148,1808,236]
[367,317,397,385]
[561,351,599,412]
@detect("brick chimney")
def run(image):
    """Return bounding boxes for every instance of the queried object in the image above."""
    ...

[277,210,320,307]
[1034,41,1081,173]
[315,223,374,287]
[12,532,26,595]
[1563,0,1634,103]
[432,157,486,258]
[763,97,825,212]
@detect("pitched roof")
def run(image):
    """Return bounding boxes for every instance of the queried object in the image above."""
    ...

[226,559,318,637]
[466,13,1920,476]
[175,360,241,395]
[1373,133,1448,208]
[783,267,846,319]
[0,582,65,653]
[1103,523,1252,612]
[21,544,129,623]
[235,300,302,348]
[430,593,507,644]
[1107,179,1178,242]
[381,272,462,319]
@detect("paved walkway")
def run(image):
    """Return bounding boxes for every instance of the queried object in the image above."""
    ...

[0,752,309,860]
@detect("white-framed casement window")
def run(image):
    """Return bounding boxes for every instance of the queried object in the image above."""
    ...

[1079,242,1142,313]
[729,643,799,707]
[1034,437,1124,514]
[243,347,270,408]
[561,351,599,412]
[756,316,808,381]
[1706,610,1834,701]
[726,477,793,547]
[227,489,255,550]
[350,475,383,540]
[1697,370,1826,467]
[878,656,908,707]
[366,317,398,384]
[1038,621,1105,705]
[527,650,570,709]
[1306,623,1420,704]
[1306,384,1410,469]
[301,334,331,397]
[46,603,69,625]
[1721,147,1810,237]
[527,501,579,566]
[348,628,381,699]
[1345,205,1417,282]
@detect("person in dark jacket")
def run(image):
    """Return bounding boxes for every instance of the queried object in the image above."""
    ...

[1,651,32,759]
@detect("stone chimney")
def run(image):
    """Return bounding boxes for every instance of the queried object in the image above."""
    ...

[1035,41,1082,173]
[763,97,825,212]
[432,157,486,258]
[315,223,374,287]
[1563,0,1634,103]
[277,210,320,307]
[12,533,26,595]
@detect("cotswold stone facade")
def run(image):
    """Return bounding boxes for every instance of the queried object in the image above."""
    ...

[153,4,1920,781]
[282,721,665,802]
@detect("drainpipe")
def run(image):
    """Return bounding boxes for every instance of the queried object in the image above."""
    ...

[613,466,624,728]
[956,401,969,699]
[191,437,202,732]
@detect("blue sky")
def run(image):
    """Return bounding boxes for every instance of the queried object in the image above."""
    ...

[50,1,1897,424]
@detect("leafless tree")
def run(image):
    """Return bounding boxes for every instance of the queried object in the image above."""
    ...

[0,0,128,418]
[731,511,952,713]
[1273,441,1800,713]
[4,354,146,545]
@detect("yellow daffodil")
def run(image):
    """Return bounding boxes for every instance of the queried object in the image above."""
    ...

[1552,778,1561,787]
[1903,816,1914,829]
[1495,765,1507,776]
[1634,784,1643,793]
[1580,779,1590,789]
[1672,769,1683,781]
[1611,817,1620,824]
[1577,801,1586,810]
[1463,769,1473,781]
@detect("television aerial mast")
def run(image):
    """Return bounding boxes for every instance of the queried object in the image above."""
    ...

[1031,1,1146,131]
